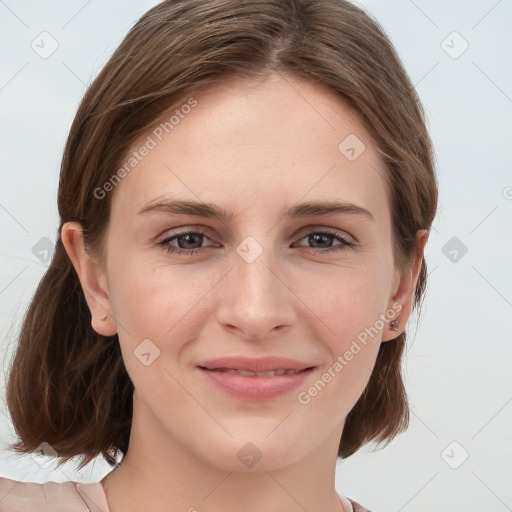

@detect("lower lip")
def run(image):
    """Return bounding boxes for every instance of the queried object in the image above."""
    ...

[198,367,315,401]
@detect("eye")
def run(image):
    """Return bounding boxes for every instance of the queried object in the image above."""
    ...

[158,228,355,255]
[158,229,213,255]
[293,230,355,254]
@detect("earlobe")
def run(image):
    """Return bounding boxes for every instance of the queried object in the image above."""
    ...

[60,222,117,336]
[382,229,428,342]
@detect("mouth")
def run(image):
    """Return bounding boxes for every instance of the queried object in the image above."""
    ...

[199,367,312,377]
[196,357,316,400]
[197,355,315,373]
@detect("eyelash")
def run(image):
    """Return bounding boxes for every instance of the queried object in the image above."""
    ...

[157,228,355,256]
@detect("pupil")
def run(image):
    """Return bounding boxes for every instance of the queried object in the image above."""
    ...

[181,233,201,248]
[311,233,330,248]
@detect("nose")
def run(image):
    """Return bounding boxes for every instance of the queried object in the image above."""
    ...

[215,245,296,341]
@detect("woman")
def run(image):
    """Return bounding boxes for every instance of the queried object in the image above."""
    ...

[1,0,437,510]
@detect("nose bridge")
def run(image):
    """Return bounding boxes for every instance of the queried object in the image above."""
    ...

[233,234,283,310]
[215,233,294,337]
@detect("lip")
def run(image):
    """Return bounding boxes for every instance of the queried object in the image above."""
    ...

[197,355,314,373]
[196,356,316,401]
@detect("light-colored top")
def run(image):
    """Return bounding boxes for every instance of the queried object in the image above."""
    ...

[0,477,109,512]
[0,476,372,511]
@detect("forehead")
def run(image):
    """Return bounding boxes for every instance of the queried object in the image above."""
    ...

[110,73,390,223]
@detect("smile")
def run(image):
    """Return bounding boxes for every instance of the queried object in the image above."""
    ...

[197,366,315,400]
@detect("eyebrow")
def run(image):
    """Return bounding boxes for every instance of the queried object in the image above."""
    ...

[138,198,374,222]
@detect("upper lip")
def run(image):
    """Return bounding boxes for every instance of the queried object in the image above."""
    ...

[197,356,315,373]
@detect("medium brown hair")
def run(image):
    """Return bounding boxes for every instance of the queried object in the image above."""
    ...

[4,0,437,471]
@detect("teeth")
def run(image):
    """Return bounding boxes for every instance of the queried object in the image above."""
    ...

[212,368,302,376]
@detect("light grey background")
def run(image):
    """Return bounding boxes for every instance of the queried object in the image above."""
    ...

[1,1,511,511]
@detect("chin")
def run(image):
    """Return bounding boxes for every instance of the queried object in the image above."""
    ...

[194,431,312,473]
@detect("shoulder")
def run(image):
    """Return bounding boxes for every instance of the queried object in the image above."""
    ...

[347,497,375,512]
[0,476,90,511]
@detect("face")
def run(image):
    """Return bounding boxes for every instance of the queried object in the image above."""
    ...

[89,72,405,471]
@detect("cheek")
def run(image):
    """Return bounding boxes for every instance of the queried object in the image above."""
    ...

[107,252,221,377]
[293,270,384,410]
[292,264,389,409]
[298,261,391,339]
[108,249,204,330]
[295,345,378,435]
[106,256,205,403]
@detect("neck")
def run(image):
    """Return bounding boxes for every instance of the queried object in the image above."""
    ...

[101,395,348,512]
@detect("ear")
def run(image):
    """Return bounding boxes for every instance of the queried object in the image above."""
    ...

[60,221,117,336]
[382,229,429,342]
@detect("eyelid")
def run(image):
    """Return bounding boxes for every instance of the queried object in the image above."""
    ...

[157,227,216,247]
[294,224,355,243]
[157,223,356,243]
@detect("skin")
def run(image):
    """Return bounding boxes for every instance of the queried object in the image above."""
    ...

[62,72,427,512]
